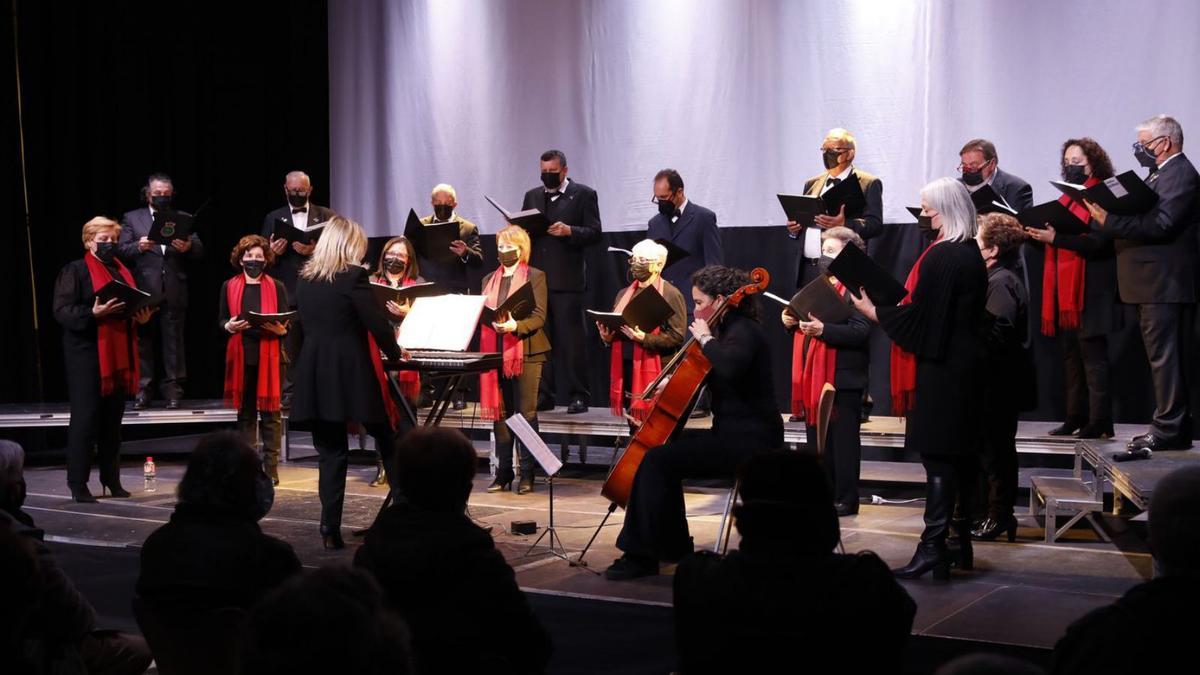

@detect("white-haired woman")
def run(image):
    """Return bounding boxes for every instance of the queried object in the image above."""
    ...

[290,216,405,549]
[851,178,988,580]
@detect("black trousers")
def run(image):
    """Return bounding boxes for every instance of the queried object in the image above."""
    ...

[281,310,302,402]
[237,365,283,468]
[539,290,589,405]
[1061,330,1111,424]
[616,431,769,561]
[978,405,1019,520]
[310,419,395,534]
[493,361,543,482]
[66,372,126,488]
[136,304,187,400]
[1137,303,1192,438]
[805,388,863,506]
[920,454,977,545]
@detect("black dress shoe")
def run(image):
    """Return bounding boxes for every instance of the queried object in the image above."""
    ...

[452,398,468,411]
[322,532,345,550]
[1077,421,1115,440]
[165,399,181,410]
[518,477,535,495]
[788,414,803,423]
[972,515,1018,542]
[132,394,150,410]
[487,479,512,493]
[834,502,859,517]
[70,485,98,503]
[1128,433,1192,452]
[1048,418,1085,436]
[567,399,588,414]
[603,554,658,581]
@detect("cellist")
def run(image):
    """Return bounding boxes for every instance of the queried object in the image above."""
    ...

[605,265,784,581]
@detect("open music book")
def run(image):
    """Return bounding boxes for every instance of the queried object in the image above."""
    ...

[396,294,486,351]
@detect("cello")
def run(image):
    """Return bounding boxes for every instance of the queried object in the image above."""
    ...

[600,267,770,508]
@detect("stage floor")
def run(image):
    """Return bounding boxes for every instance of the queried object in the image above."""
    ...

[21,446,1152,655]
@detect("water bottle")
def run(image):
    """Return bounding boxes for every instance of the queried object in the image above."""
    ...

[143,457,157,492]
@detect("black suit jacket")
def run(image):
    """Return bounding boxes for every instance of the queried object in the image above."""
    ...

[53,258,139,379]
[647,201,723,314]
[1102,153,1200,304]
[117,207,204,308]
[793,169,883,286]
[480,267,551,357]
[986,168,1035,212]
[1047,228,1124,338]
[261,204,337,304]
[520,180,602,292]
[418,213,483,292]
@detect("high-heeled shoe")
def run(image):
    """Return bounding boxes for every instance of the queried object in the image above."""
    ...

[487,479,512,493]
[322,532,345,550]
[971,515,1018,542]
[1048,418,1084,436]
[1077,421,1115,440]
[518,477,534,495]
[892,541,950,580]
[101,482,131,498]
[370,461,387,488]
[70,485,98,503]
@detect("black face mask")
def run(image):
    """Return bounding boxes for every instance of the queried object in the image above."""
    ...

[816,255,834,274]
[383,257,406,275]
[1062,164,1088,185]
[94,241,118,264]
[242,260,265,278]
[917,215,936,240]
[150,194,172,210]
[657,198,676,218]
[961,168,985,187]
[630,261,653,283]
[822,149,842,170]
[433,204,453,221]
[541,172,562,190]
[498,249,520,268]
[1134,143,1160,169]
[286,192,308,208]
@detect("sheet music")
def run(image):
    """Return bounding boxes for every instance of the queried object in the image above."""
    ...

[505,413,564,476]
[397,294,485,351]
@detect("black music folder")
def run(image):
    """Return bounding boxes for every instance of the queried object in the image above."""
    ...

[484,195,550,237]
[821,175,868,216]
[95,279,159,316]
[586,285,675,332]
[776,194,825,228]
[827,242,908,306]
[480,281,536,325]
[764,276,853,324]
[272,217,327,245]
[148,210,194,244]
[1049,171,1158,215]
[241,310,297,327]
[1016,200,1091,235]
[606,239,691,271]
[905,206,923,220]
[370,281,442,309]
[969,184,1017,215]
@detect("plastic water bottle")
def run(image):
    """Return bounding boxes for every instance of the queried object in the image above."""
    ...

[143,457,157,492]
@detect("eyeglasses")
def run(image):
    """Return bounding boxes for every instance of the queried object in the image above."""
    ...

[821,147,853,154]
[957,158,993,173]
[1133,136,1167,153]
[649,192,676,205]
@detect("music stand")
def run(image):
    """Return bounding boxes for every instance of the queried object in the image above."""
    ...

[505,413,586,567]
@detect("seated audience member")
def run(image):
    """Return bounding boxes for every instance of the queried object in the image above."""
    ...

[1052,465,1200,674]
[673,451,915,674]
[937,653,1045,674]
[239,566,413,675]
[355,427,552,675]
[137,431,300,611]
[0,440,152,675]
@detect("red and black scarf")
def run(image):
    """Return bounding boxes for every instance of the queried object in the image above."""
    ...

[83,254,140,397]
[609,278,665,421]
[222,274,282,412]
[889,241,937,417]
[479,264,529,421]
[791,278,844,420]
[1040,175,1100,336]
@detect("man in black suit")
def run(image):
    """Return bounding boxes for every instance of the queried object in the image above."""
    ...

[118,173,204,409]
[261,171,335,406]
[645,169,722,317]
[1086,115,1199,452]
[957,138,1035,212]
[787,128,884,288]
[520,149,603,413]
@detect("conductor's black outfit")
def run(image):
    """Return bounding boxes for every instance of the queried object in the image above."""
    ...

[290,266,403,538]
[615,310,784,563]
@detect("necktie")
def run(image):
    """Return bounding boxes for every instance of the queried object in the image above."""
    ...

[826,177,841,189]
[292,207,307,214]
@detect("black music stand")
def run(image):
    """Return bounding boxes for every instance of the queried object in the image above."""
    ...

[506,413,589,568]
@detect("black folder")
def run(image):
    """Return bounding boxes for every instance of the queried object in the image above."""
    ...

[1016,200,1091,235]
[148,210,194,244]
[821,175,868,216]
[241,310,297,327]
[370,281,442,309]
[1049,170,1158,216]
[484,195,550,237]
[586,285,676,332]
[776,194,825,228]
[969,185,1017,215]
[827,242,908,306]
[784,276,853,324]
[402,209,462,265]
[905,206,923,220]
[480,281,536,325]
[271,217,327,245]
[95,279,159,316]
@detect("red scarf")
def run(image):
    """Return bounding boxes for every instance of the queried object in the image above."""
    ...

[889,242,937,417]
[223,274,282,412]
[366,332,402,430]
[372,274,421,402]
[791,279,843,420]
[608,278,665,420]
[1040,175,1099,336]
[83,254,140,397]
[479,264,529,421]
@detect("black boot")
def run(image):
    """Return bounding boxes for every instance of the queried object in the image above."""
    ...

[99,458,130,498]
[893,474,951,580]
[892,541,950,580]
[950,518,973,570]
[972,514,1018,542]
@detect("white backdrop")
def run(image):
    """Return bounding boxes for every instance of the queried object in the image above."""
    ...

[329,0,1200,234]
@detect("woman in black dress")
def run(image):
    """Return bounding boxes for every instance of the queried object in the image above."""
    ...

[53,217,156,502]
[479,225,549,495]
[852,178,988,579]
[290,216,404,549]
